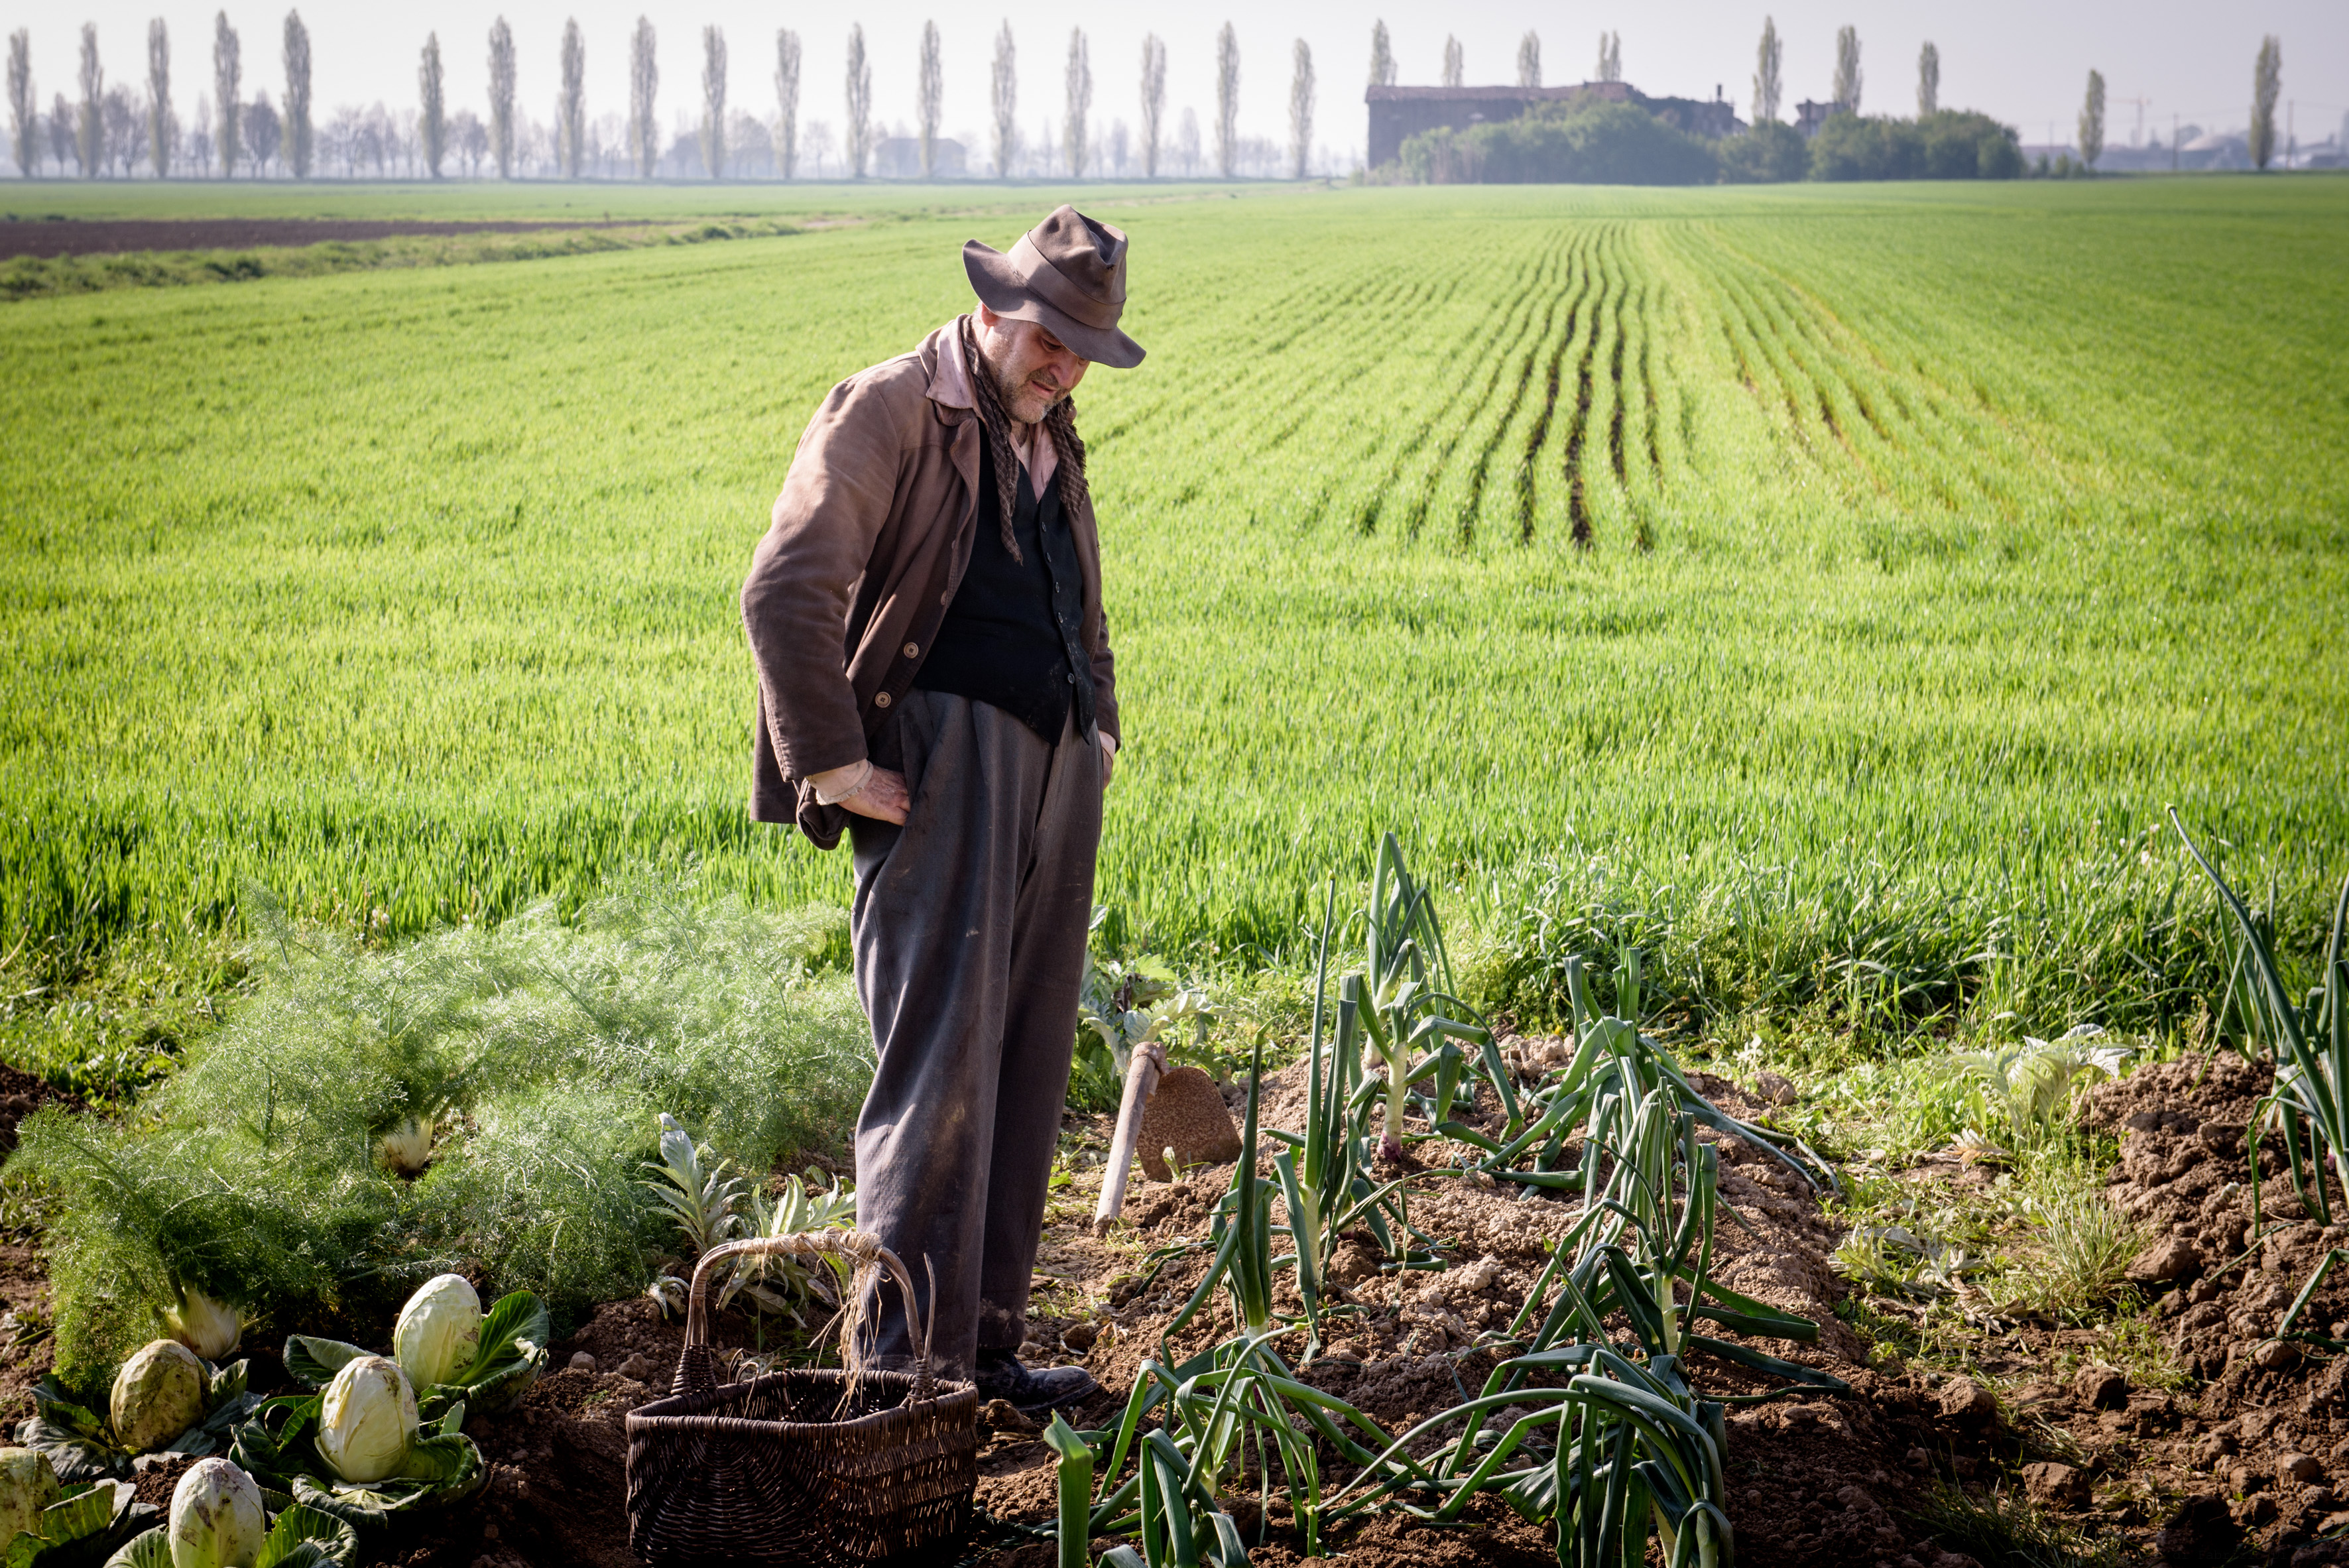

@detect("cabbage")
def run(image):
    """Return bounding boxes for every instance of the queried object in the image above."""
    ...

[166,1457,265,1568]
[316,1357,417,1485]
[110,1340,208,1453]
[392,1275,481,1390]
[0,1446,60,1543]
[162,1286,241,1362]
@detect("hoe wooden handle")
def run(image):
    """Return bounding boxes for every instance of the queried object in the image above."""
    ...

[1093,1040,1168,1234]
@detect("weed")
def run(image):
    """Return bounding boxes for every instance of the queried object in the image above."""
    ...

[1906,1478,2120,1568]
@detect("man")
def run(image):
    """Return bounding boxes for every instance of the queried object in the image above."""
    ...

[739,206,1144,1412]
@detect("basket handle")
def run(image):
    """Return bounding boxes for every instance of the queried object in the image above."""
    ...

[674,1231,934,1400]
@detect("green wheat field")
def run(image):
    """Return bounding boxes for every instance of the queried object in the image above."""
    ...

[5,177,2344,1064]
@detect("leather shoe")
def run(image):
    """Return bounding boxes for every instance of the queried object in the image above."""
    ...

[973,1349,1099,1414]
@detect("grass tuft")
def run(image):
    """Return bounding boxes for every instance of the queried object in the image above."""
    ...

[1906,1479,2121,1568]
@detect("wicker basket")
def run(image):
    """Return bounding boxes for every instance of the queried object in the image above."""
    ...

[625,1233,979,1565]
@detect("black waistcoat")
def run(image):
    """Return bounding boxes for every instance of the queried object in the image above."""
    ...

[913,434,1094,745]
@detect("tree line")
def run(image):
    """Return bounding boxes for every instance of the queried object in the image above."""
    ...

[0,13,1341,181]
[1390,16,2299,186]
[2,14,2299,184]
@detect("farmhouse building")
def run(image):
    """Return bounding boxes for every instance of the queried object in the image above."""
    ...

[1795,101,1850,139]
[1366,84,1744,168]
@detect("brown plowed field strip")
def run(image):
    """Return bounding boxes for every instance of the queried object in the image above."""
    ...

[0,217,636,259]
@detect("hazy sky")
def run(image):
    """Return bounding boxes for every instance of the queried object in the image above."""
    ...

[24,1,2349,158]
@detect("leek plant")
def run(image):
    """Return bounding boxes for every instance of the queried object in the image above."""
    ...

[1360,837,1494,1165]
[1061,843,1848,1566]
[2171,812,2349,1227]
[2175,812,2349,1337]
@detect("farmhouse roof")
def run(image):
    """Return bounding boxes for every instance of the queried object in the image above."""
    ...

[1365,84,1630,104]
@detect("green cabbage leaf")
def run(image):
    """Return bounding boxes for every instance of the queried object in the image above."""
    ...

[228,1397,482,1528]
[103,1500,357,1568]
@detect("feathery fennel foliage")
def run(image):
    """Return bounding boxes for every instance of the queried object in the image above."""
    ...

[9,880,869,1380]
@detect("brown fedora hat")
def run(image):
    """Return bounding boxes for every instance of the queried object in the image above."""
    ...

[963,205,1145,370]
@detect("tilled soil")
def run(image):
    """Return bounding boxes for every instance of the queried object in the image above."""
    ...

[0,217,640,260]
[368,1059,2045,1568]
[15,1045,2349,1564]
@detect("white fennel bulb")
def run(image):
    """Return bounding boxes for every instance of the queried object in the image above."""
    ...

[392,1273,483,1389]
[163,1286,242,1362]
[166,1457,265,1568]
[317,1356,418,1484]
[110,1339,208,1453]
[376,1115,435,1176]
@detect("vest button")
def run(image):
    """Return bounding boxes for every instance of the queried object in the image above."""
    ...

[874,691,892,709]
[903,642,919,658]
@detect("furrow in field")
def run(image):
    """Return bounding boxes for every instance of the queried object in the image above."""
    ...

[1691,228,2031,516]
[1458,235,1574,546]
[1362,235,1547,536]
[1396,228,1564,540]
[1516,229,1598,544]
[1693,239,1858,486]
[1640,280,1665,482]
[1559,225,1624,547]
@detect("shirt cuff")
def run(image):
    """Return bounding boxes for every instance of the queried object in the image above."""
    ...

[809,758,873,805]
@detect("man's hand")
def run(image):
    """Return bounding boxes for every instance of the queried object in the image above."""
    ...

[839,766,912,824]
[1098,734,1116,787]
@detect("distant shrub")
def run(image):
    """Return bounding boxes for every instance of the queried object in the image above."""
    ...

[1401,99,1718,186]
[1810,110,2023,181]
[1717,121,1810,183]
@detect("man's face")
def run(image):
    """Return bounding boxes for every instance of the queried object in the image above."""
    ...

[974,305,1089,425]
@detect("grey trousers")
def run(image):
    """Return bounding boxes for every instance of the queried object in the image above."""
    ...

[847,689,1102,1379]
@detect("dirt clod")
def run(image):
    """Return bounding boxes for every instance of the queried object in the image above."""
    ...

[2072,1364,2128,1410]
[1935,1376,1998,1425]
[2128,1235,2204,1284]
[2257,1339,2301,1371]
[1136,1066,1242,1181]
[2021,1460,2091,1508]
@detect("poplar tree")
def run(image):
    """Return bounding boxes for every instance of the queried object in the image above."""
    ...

[7,30,32,178]
[1138,33,1165,177]
[558,20,584,179]
[418,32,444,176]
[844,23,869,178]
[1753,17,1781,123]
[1516,32,1539,90]
[1288,38,1313,178]
[75,23,99,178]
[1597,32,1622,84]
[213,12,240,176]
[1917,40,1939,117]
[2078,69,2104,168]
[1214,22,1237,178]
[147,20,170,177]
[629,17,656,178]
[1441,36,1461,90]
[774,29,799,178]
[2251,36,2280,171]
[487,17,514,178]
[917,21,941,178]
[1063,27,1089,178]
[699,25,725,178]
[1368,21,1394,89]
[989,21,1015,178]
[1833,25,1860,113]
[283,11,310,178]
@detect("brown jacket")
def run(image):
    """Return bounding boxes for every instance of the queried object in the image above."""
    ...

[741,318,1120,848]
